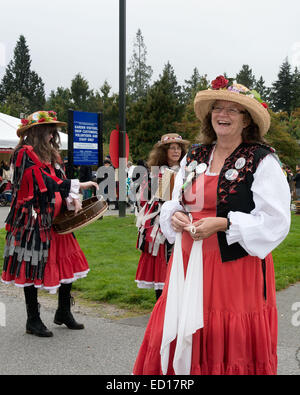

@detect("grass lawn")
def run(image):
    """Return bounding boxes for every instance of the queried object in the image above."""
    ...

[0,213,299,314]
[72,215,157,312]
[272,212,300,290]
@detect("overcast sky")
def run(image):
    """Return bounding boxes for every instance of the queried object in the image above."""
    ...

[0,0,299,96]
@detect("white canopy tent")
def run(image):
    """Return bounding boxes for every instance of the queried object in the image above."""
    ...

[0,112,68,150]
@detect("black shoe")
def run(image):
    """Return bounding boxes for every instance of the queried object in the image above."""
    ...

[54,284,84,330]
[54,309,84,330]
[26,303,53,337]
[26,317,54,337]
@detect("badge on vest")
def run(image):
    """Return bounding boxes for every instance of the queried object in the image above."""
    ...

[235,157,246,170]
[225,169,239,181]
[196,163,207,174]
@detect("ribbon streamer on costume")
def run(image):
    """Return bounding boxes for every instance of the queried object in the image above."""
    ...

[160,232,204,375]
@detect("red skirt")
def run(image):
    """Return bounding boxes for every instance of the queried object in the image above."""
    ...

[2,188,89,294]
[135,241,167,290]
[133,231,278,375]
[2,228,89,293]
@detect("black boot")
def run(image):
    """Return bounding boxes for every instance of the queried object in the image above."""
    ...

[24,286,53,337]
[54,283,84,330]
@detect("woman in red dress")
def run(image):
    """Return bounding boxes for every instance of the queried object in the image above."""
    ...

[1,111,98,337]
[135,134,189,300]
[133,77,291,375]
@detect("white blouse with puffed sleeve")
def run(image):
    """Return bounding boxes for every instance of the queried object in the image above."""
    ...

[160,152,291,259]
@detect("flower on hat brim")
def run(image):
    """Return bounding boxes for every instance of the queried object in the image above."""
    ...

[211,76,229,90]
[21,119,29,126]
[19,111,62,128]
[210,76,269,109]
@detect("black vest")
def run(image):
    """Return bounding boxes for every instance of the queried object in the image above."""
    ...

[185,142,275,262]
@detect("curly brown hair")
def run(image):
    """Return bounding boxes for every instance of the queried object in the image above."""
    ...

[197,110,266,145]
[147,143,187,168]
[14,124,62,165]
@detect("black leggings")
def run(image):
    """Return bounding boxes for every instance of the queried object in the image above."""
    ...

[155,289,162,300]
[24,283,72,305]
[24,285,38,306]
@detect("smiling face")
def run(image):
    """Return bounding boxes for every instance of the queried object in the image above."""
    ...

[167,143,182,166]
[211,100,250,142]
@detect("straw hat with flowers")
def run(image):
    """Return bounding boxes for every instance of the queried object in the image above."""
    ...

[17,111,67,137]
[155,133,190,148]
[194,76,270,136]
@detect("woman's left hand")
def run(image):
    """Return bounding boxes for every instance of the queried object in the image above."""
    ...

[184,217,227,241]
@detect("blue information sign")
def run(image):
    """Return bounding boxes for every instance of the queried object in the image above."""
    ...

[73,111,99,165]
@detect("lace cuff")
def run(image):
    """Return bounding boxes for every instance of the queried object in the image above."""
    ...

[65,179,80,210]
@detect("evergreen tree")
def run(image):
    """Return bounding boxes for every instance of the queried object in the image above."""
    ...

[291,67,300,109]
[45,87,72,123]
[128,62,184,160]
[0,92,31,118]
[70,73,93,111]
[27,70,46,112]
[236,65,256,89]
[183,68,209,102]
[0,35,45,113]
[254,76,271,102]
[157,61,184,103]
[270,58,294,113]
[127,29,153,101]
[100,80,112,100]
[99,80,119,143]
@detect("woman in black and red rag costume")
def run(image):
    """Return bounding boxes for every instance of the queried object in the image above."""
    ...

[1,111,98,337]
[133,77,291,375]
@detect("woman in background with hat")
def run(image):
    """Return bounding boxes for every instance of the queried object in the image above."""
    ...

[135,133,189,300]
[1,111,98,337]
[133,76,291,375]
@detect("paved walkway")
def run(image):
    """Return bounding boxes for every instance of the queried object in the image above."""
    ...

[0,206,300,375]
[0,283,300,375]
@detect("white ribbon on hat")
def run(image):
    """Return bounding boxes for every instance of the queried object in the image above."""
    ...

[160,232,204,375]
[163,136,182,142]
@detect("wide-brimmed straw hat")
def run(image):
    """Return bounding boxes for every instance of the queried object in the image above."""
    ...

[155,133,190,148]
[194,76,271,136]
[17,111,67,137]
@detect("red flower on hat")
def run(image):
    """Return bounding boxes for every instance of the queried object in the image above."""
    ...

[211,75,229,90]
[21,119,29,126]
[261,102,268,109]
[38,118,46,123]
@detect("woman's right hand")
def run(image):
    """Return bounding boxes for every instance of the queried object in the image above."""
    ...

[79,181,99,191]
[171,211,191,233]
[73,198,82,214]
